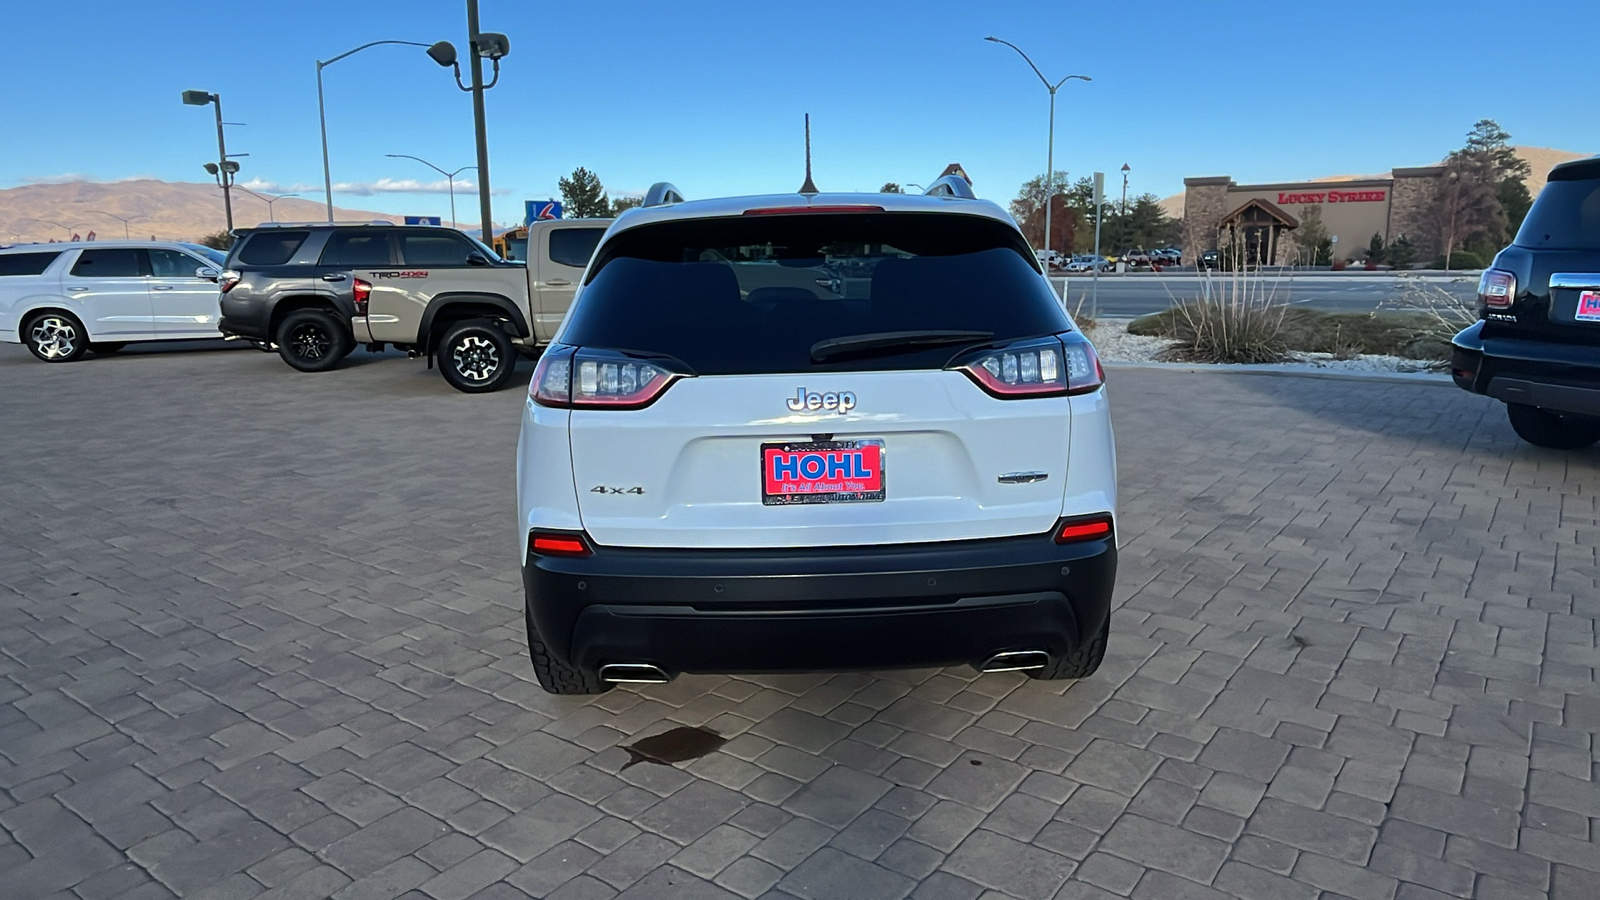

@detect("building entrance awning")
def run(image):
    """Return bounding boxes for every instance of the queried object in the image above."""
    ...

[1219,197,1299,229]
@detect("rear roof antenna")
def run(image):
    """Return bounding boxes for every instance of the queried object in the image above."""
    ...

[799,113,819,194]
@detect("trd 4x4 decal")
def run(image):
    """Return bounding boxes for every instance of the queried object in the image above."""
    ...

[373,271,429,279]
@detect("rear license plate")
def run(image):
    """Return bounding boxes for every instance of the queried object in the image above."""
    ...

[761,440,884,505]
[1577,291,1600,322]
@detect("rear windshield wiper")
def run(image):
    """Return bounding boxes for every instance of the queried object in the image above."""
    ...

[810,330,994,363]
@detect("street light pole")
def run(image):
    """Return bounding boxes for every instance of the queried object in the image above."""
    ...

[985,37,1090,267]
[183,91,236,231]
[233,187,299,223]
[1119,163,1130,261]
[316,40,435,222]
[465,0,494,242]
[386,155,476,229]
[88,211,148,239]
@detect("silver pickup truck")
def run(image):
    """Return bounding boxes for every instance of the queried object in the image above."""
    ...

[219,219,612,392]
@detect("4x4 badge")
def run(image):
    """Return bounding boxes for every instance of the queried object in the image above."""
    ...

[786,388,857,414]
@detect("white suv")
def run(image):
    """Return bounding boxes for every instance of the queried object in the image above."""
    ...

[515,178,1118,694]
[0,241,227,361]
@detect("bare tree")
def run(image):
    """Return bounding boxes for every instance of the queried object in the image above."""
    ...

[1427,152,1506,268]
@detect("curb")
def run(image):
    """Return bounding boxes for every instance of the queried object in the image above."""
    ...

[1103,360,1454,387]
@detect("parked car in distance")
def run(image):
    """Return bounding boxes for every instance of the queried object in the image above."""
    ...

[1451,156,1600,449]
[0,241,226,362]
[516,178,1118,693]
[217,218,611,392]
[1200,249,1221,269]
[1035,249,1064,270]
[1152,249,1181,267]
[1066,255,1110,273]
[1120,250,1152,268]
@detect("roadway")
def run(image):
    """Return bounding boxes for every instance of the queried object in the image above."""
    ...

[1049,270,1481,317]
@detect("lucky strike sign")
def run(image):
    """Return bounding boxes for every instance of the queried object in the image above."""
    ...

[1277,189,1386,204]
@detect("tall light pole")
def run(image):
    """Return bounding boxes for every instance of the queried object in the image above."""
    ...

[316,40,439,222]
[986,36,1090,266]
[1119,163,1130,259]
[233,186,299,223]
[424,5,511,241]
[386,154,476,229]
[23,219,91,240]
[182,91,236,232]
[88,211,148,239]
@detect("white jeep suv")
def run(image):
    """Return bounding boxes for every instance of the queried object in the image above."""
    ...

[0,241,227,361]
[515,178,1118,694]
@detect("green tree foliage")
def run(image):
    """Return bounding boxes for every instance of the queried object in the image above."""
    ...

[1364,233,1387,264]
[198,230,234,250]
[559,167,611,219]
[1386,235,1417,270]
[1461,119,1532,237]
[880,183,903,193]
[610,196,643,216]
[1097,194,1178,254]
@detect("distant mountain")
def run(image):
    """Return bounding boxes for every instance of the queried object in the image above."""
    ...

[1157,146,1590,219]
[0,179,405,243]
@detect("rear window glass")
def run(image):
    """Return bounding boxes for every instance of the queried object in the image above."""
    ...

[1517,179,1600,250]
[564,213,1067,375]
[70,248,145,278]
[399,231,476,266]
[0,251,62,276]
[549,228,605,268]
[238,231,308,266]
[320,231,392,266]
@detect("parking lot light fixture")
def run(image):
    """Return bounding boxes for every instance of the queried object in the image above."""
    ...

[88,211,148,240]
[233,187,299,224]
[183,90,236,232]
[985,36,1090,266]
[386,154,477,229]
[316,40,437,222]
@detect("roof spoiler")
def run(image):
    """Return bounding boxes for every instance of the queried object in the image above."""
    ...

[923,175,976,200]
[643,182,685,207]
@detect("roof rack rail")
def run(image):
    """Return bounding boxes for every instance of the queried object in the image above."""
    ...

[250,220,395,228]
[643,182,685,208]
[923,175,976,200]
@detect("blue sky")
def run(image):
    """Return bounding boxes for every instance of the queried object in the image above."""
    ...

[2,0,1595,225]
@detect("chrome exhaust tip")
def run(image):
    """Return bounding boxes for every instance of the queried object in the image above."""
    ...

[599,663,672,684]
[980,650,1049,672]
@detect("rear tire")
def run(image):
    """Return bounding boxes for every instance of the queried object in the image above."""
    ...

[23,312,89,362]
[438,319,519,393]
[1506,403,1600,450]
[88,342,126,354]
[275,309,350,372]
[1028,613,1109,681]
[524,602,610,695]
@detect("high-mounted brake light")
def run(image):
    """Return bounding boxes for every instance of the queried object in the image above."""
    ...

[219,269,242,294]
[1479,269,1516,309]
[742,205,887,216]
[1055,515,1113,543]
[951,336,1103,398]
[530,346,690,409]
[352,278,372,315]
[528,531,592,557]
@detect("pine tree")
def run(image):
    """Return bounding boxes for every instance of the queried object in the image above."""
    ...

[559,167,611,218]
[1461,119,1533,235]
[880,183,903,193]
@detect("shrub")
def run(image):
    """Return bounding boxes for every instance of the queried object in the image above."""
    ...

[1386,236,1418,270]
[1158,298,1289,364]
[1434,249,1485,269]
[198,230,235,250]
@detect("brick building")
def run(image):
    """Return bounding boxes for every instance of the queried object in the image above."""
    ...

[1182,166,1446,264]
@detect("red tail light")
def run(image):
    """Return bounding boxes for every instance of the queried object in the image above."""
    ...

[219,269,241,293]
[1479,269,1516,309]
[950,335,1103,398]
[528,531,592,557]
[352,278,372,316]
[742,205,886,216]
[530,346,691,409]
[1055,515,1113,543]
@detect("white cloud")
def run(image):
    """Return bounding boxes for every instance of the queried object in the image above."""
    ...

[235,176,512,197]
[22,173,95,185]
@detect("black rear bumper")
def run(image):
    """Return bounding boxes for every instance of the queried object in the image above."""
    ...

[521,525,1116,676]
[1451,322,1600,417]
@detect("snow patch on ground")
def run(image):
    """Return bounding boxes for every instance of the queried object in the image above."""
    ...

[1080,318,1441,373]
